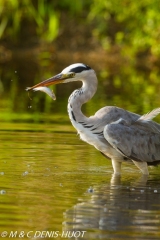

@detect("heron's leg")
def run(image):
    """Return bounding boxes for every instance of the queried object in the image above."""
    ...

[111,159,122,175]
[132,161,149,175]
[110,174,121,185]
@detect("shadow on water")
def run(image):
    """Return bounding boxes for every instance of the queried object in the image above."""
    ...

[63,174,160,240]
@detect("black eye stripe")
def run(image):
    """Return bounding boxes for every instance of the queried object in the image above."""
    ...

[69,65,91,73]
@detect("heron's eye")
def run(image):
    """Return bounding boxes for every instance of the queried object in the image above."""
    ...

[69,73,75,78]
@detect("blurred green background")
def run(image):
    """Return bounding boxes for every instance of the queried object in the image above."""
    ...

[1,0,160,122]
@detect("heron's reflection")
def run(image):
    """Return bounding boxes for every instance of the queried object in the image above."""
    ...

[63,174,160,239]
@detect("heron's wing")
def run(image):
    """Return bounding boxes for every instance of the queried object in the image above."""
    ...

[103,120,160,163]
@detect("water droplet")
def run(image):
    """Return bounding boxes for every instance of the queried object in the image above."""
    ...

[0,190,6,194]
[15,71,17,73]
[154,189,158,193]
[22,171,29,176]
[0,172,4,175]
[87,187,94,193]
[28,106,32,108]
[140,189,144,193]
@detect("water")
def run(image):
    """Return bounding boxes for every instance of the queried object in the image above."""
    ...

[64,176,160,239]
[0,122,160,239]
[1,4,160,238]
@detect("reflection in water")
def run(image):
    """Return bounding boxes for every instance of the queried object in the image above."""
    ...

[0,124,160,239]
[63,174,160,239]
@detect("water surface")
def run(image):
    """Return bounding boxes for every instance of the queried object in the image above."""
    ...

[0,122,160,239]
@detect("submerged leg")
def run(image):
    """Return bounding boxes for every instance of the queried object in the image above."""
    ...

[110,174,121,185]
[111,159,122,175]
[132,161,149,175]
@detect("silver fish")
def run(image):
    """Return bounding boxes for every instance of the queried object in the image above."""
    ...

[26,86,56,100]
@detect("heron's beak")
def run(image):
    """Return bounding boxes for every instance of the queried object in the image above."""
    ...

[26,73,67,91]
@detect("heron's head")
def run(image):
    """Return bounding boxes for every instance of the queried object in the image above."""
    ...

[28,63,95,90]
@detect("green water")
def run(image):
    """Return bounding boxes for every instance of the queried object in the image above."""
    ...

[1,3,160,237]
[0,121,160,240]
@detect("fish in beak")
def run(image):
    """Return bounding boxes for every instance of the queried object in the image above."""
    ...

[26,73,65,91]
[26,73,67,100]
[26,72,75,100]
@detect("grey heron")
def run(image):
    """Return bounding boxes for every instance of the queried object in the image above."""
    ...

[27,63,160,175]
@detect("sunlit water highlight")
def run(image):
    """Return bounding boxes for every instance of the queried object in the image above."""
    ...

[0,122,160,240]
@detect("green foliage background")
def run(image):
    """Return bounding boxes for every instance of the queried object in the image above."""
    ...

[0,0,160,122]
[90,0,160,56]
[1,0,160,56]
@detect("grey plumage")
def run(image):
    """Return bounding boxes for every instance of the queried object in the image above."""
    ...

[27,63,160,175]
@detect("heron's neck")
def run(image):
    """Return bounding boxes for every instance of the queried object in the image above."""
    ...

[67,74,98,124]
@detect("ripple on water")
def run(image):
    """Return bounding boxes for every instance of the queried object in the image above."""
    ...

[0,124,160,239]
